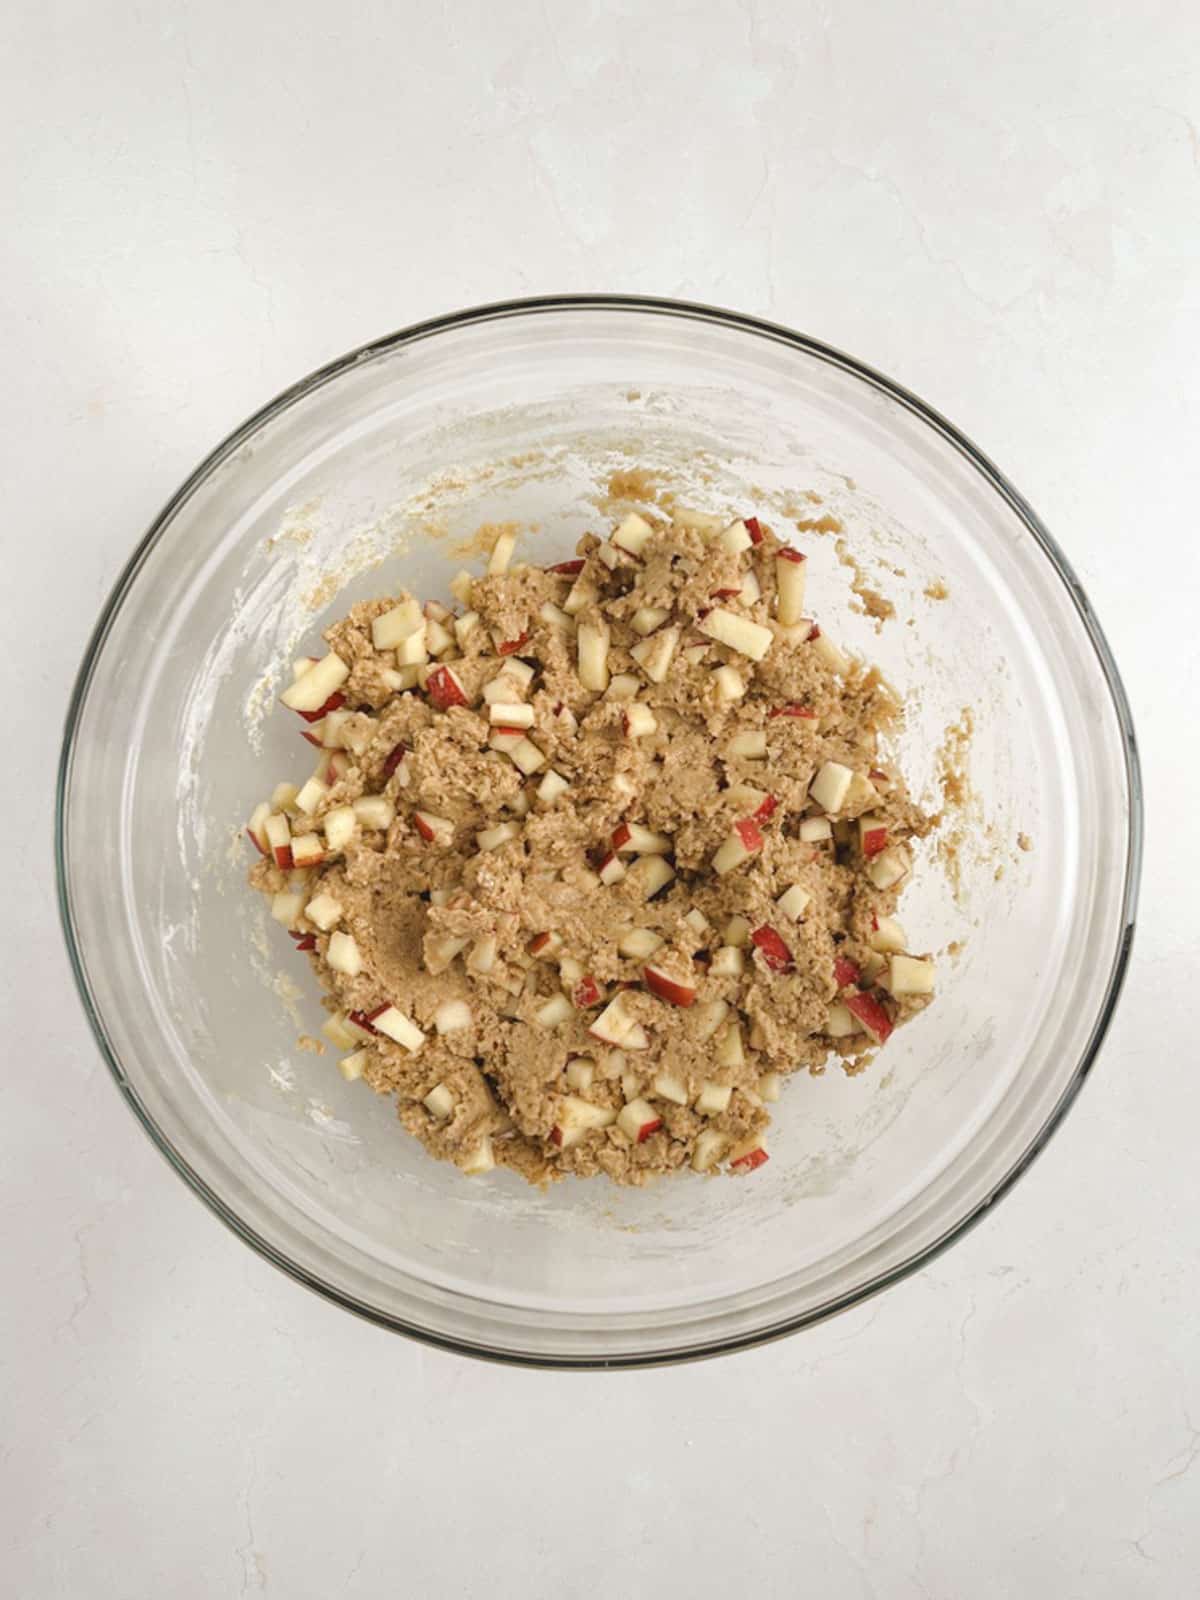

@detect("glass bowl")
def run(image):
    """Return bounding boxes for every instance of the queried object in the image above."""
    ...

[56,297,1141,1367]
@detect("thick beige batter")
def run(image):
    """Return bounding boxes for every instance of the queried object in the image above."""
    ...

[246,508,937,1185]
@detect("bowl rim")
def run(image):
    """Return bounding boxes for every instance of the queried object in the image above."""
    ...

[55,293,1144,1368]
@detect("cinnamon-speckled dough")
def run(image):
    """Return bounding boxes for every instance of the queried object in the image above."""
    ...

[247,509,937,1186]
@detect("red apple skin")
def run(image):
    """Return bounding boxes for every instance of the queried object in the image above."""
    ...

[300,730,325,749]
[734,818,764,852]
[293,934,317,952]
[637,1118,663,1143]
[493,725,526,737]
[709,587,742,600]
[272,845,293,870]
[246,828,269,858]
[348,1010,380,1035]
[546,559,585,575]
[528,932,555,955]
[573,976,603,1009]
[751,924,794,972]
[413,813,437,843]
[744,516,764,545]
[777,548,806,566]
[769,703,818,719]
[731,1147,769,1172]
[611,822,633,850]
[845,991,894,1043]
[426,667,467,711]
[754,794,778,823]
[809,624,821,640]
[862,827,889,858]
[643,967,697,1007]
[834,956,862,988]
[383,743,407,779]
[550,1126,564,1147]
[497,630,529,656]
[296,692,345,723]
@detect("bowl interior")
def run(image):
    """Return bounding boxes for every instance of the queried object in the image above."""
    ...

[60,304,1137,1363]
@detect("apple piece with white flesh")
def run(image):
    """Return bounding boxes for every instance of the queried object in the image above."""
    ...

[577,621,611,692]
[434,998,473,1034]
[740,569,762,605]
[623,703,657,739]
[425,934,469,973]
[798,815,833,843]
[264,812,292,869]
[612,821,673,855]
[535,993,574,1027]
[461,1138,495,1176]
[607,673,640,701]
[489,701,534,727]
[759,1072,781,1103]
[651,1070,689,1105]
[887,955,935,996]
[563,573,599,616]
[414,810,454,846]
[619,927,663,959]
[476,821,521,852]
[327,931,363,976]
[537,769,570,804]
[295,776,328,817]
[371,598,423,651]
[425,664,468,711]
[597,851,626,886]
[424,1083,455,1120]
[564,1058,595,1091]
[627,856,675,902]
[551,1096,617,1148]
[844,990,894,1043]
[367,1004,425,1053]
[725,729,767,759]
[425,617,454,656]
[617,1098,663,1143]
[713,665,745,702]
[322,805,356,851]
[612,512,654,556]
[281,652,348,714]
[709,946,745,978]
[631,605,671,636]
[750,924,793,973]
[467,934,498,975]
[712,817,764,875]
[692,1129,729,1172]
[715,1021,746,1069]
[322,1013,359,1050]
[338,1050,370,1082]
[693,999,729,1040]
[509,737,545,775]
[454,611,481,648]
[643,965,697,1008]
[697,608,773,661]
[630,625,681,684]
[290,833,325,868]
[589,996,649,1050]
[271,889,305,927]
[867,847,909,890]
[271,781,300,815]
[694,1080,732,1116]
[246,802,271,856]
[718,519,752,555]
[812,630,850,674]
[776,884,811,921]
[487,527,517,575]
[528,931,562,958]
[775,549,808,624]
[869,915,908,953]
[810,760,853,814]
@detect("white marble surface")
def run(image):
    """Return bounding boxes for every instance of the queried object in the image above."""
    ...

[4,3,1198,1594]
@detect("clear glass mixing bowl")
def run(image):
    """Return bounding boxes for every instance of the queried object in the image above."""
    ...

[56,297,1141,1366]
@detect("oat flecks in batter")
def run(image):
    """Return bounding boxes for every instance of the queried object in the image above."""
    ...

[246,509,940,1186]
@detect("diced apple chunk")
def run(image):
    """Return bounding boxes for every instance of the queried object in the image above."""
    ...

[353,796,394,831]
[327,931,363,976]
[652,1071,689,1105]
[264,811,292,868]
[563,573,599,616]
[776,884,812,921]
[692,1129,729,1172]
[718,519,752,555]
[619,927,663,959]
[759,1072,782,1103]
[869,915,908,953]
[414,810,454,846]
[535,992,574,1027]
[709,946,745,978]
[338,1050,370,1082]
[536,769,570,804]
[424,1082,455,1119]
[476,820,521,852]
[715,1021,745,1068]
[461,1137,495,1176]
[597,851,626,886]
[577,620,611,691]
[810,760,853,814]
[722,915,751,948]
[826,1003,859,1038]
[712,818,764,875]
[434,998,473,1034]
[694,1080,732,1116]
[564,1058,595,1091]
[612,512,654,556]
[304,892,343,930]
[617,1098,663,1143]
[644,966,697,1007]
[467,934,498,975]
[372,599,424,651]
[368,1005,425,1052]
[489,701,534,727]
[487,527,517,575]
[812,630,850,674]
[713,665,745,702]
[281,652,348,713]
[271,889,305,927]
[694,999,729,1040]
[630,625,681,684]
[290,833,324,868]
[631,605,671,636]
[607,673,640,701]
[725,729,767,759]
[508,737,545,775]
[627,856,675,901]
[552,1095,617,1148]
[698,608,773,661]
[867,847,909,890]
[623,703,657,739]
[321,1013,358,1050]
[454,611,481,648]
[775,549,808,624]
[799,815,833,843]
[728,1137,769,1172]
[887,955,935,996]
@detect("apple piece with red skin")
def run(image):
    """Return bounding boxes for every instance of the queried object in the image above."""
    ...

[833,955,862,988]
[844,991,894,1043]
[413,810,453,845]
[295,692,345,724]
[643,965,697,1008]
[859,814,889,857]
[712,816,764,875]
[751,924,794,973]
[743,515,765,544]
[769,703,818,720]
[729,1144,770,1173]
[425,665,468,711]
[528,931,562,957]
[753,793,778,823]
[550,1096,617,1149]
[264,812,292,870]
[597,851,626,885]
[572,976,604,1009]
[775,547,808,624]
[497,630,529,657]
[546,558,585,575]
[292,933,317,952]
[709,587,742,600]
[382,743,408,779]
[617,1098,663,1143]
